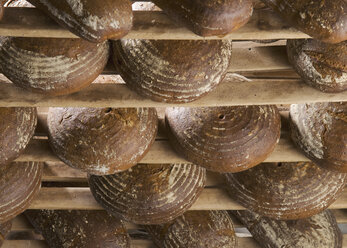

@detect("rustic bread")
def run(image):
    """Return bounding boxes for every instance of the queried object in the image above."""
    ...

[287,39,347,93]
[25,210,130,248]
[112,40,232,103]
[0,221,11,247]
[145,211,237,248]
[290,102,347,172]
[0,107,37,166]
[151,0,253,37]
[0,38,109,96]
[165,106,281,173]
[233,209,342,248]
[261,0,347,43]
[27,0,133,42]
[0,162,43,223]
[47,107,158,175]
[5,0,33,7]
[88,163,206,224]
[225,162,347,220]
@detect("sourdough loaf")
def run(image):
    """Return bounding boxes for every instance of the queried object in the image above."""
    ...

[287,39,347,93]
[0,38,109,96]
[261,0,347,43]
[112,40,232,103]
[165,106,281,173]
[47,107,158,175]
[233,209,342,248]
[5,0,33,7]
[145,211,237,248]
[88,163,206,224]
[0,107,37,166]
[0,221,11,247]
[224,162,347,220]
[0,162,42,223]
[27,0,133,42]
[25,210,130,248]
[290,102,347,172]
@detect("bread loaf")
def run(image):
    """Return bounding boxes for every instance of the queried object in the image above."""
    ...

[165,106,281,173]
[0,162,43,223]
[0,38,109,96]
[47,107,158,175]
[25,210,130,248]
[112,40,232,103]
[224,162,347,220]
[151,0,253,37]
[0,221,11,247]
[290,102,347,172]
[145,211,237,248]
[287,39,347,93]
[0,107,37,166]
[27,0,133,42]
[233,209,342,248]
[261,0,347,43]
[5,0,33,7]
[88,163,206,224]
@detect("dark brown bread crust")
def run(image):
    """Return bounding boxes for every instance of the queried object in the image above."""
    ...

[47,107,158,175]
[261,0,347,43]
[0,162,43,223]
[0,107,37,166]
[165,106,281,173]
[287,39,347,93]
[290,102,347,172]
[0,38,109,96]
[88,163,206,224]
[112,40,232,103]
[25,210,130,248]
[224,162,347,220]
[145,211,237,248]
[233,210,342,248]
[27,0,133,42]
[152,0,253,37]
[0,221,11,246]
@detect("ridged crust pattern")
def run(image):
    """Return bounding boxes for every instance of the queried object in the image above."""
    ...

[48,107,158,175]
[165,106,281,173]
[88,163,206,224]
[224,162,347,220]
[0,221,11,247]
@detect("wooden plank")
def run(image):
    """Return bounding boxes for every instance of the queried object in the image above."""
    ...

[0,8,310,40]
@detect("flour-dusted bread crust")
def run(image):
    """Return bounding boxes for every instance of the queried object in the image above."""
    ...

[27,0,133,42]
[5,0,33,7]
[0,38,109,96]
[112,40,232,103]
[0,107,37,166]
[287,39,347,93]
[290,102,347,172]
[261,0,347,43]
[0,221,11,247]
[233,210,342,248]
[0,162,43,223]
[25,210,130,248]
[48,107,158,175]
[225,162,347,220]
[145,211,237,248]
[151,0,253,37]
[88,163,206,224]
[165,106,281,173]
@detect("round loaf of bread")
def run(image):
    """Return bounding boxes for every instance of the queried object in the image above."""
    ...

[261,0,347,43]
[0,107,37,166]
[151,0,253,37]
[225,162,347,220]
[290,102,347,172]
[27,0,133,42]
[48,107,158,175]
[88,163,206,224]
[145,211,237,248]
[234,209,342,248]
[0,38,109,96]
[5,0,34,7]
[112,39,232,103]
[0,162,43,223]
[287,39,347,93]
[165,106,281,173]
[0,221,11,247]
[25,210,130,248]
